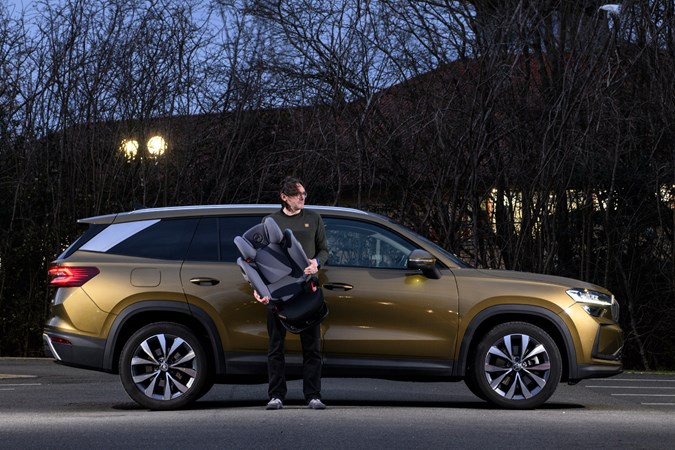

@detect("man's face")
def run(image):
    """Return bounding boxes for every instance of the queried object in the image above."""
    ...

[281,183,307,213]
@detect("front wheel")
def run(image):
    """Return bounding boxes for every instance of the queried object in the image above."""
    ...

[468,322,562,409]
[119,322,210,410]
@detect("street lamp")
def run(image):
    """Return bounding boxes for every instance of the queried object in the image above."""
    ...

[119,135,168,206]
[120,139,139,160]
[147,135,167,158]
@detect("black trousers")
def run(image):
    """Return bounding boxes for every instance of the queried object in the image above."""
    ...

[267,309,322,401]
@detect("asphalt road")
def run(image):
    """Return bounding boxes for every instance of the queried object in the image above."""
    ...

[1,358,674,449]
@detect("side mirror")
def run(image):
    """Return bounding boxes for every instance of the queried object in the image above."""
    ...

[407,249,442,279]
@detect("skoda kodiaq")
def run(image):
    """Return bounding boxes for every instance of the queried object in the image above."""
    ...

[44,205,623,410]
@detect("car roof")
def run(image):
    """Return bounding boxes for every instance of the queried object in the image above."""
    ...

[78,204,380,224]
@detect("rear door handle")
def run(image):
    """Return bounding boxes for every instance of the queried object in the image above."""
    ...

[323,283,353,291]
[190,277,220,286]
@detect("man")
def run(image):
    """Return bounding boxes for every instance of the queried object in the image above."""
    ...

[254,176,329,410]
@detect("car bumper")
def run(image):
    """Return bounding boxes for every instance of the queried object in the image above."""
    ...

[572,363,623,381]
[593,323,623,361]
[43,329,107,371]
[567,322,623,381]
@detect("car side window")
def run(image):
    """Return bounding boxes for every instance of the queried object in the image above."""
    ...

[184,216,263,262]
[324,218,416,268]
[107,218,198,260]
[219,216,264,262]
[185,218,219,261]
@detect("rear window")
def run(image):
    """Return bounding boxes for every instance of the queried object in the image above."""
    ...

[66,214,264,262]
[58,224,109,259]
[107,219,198,260]
[77,218,198,260]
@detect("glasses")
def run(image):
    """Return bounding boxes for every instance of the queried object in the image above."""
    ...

[289,191,307,198]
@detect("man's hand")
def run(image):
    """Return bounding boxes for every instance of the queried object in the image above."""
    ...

[253,290,269,304]
[304,258,319,275]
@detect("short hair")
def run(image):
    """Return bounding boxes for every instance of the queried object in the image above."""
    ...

[280,176,305,197]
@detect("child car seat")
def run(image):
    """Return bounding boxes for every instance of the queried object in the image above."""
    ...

[234,216,328,333]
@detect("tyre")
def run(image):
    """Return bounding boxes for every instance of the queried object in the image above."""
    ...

[119,322,210,410]
[463,367,487,401]
[468,322,562,409]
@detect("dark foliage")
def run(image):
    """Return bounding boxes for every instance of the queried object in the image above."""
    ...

[1,0,673,368]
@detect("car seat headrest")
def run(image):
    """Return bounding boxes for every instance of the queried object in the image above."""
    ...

[236,218,306,265]
[237,217,284,254]
[262,216,284,244]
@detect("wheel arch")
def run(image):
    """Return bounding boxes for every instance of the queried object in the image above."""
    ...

[455,305,577,382]
[102,300,226,375]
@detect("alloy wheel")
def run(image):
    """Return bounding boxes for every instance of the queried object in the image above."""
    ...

[130,333,198,400]
[120,322,209,410]
[483,333,551,400]
[470,322,562,409]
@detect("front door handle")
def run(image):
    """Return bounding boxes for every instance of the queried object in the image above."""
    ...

[323,283,353,291]
[190,277,220,286]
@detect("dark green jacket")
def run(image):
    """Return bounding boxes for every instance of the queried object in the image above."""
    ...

[268,208,328,267]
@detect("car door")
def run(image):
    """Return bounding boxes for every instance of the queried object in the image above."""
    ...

[180,216,281,355]
[320,217,460,363]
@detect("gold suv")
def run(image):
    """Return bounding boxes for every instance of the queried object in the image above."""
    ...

[44,205,623,410]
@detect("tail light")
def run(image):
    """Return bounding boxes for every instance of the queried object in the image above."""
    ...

[48,265,100,287]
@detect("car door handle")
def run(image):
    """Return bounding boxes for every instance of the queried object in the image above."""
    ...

[323,283,353,291]
[190,277,220,286]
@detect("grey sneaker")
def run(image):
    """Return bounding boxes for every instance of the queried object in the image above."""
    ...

[266,398,283,410]
[307,399,326,410]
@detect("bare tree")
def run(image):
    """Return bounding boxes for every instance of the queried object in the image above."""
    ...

[0,0,674,368]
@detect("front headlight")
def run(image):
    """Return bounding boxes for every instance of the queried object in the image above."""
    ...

[566,288,619,321]
[566,288,613,306]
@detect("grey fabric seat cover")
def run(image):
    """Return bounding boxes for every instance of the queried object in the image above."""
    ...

[235,216,310,302]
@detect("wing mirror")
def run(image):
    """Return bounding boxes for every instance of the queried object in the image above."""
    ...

[407,249,442,279]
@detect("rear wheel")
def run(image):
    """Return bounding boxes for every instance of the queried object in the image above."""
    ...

[468,322,562,409]
[119,322,210,410]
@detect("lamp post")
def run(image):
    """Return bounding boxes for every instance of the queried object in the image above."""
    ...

[146,135,168,205]
[119,135,168,207]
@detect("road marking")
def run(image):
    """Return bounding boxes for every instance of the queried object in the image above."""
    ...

[612,394,675,397]
[592,378,675,382]
[586,378,675,407]
[586,386,675,389]
[0,374,37,380]
[0,383,42,391]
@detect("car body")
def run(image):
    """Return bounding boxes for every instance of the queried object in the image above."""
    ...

[44,204,623,409]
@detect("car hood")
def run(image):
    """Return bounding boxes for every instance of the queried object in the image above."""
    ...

[472,269,608,293]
